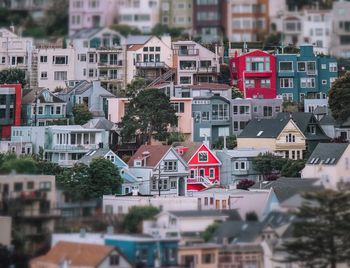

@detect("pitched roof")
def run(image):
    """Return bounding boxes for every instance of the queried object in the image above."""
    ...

[313,106,327,115]
[30,241,115,267]
[69,27,103,39]
[22,88,65,104]
[126,35,152,45]
[83,118,115,130]
[319,114,335,125]
[188,83,231,90]
[276,112,313,133]
[238,118,289,138]
[128,145,172,167]
[167,210,241,220]
[251,178,323,202]
[78,148,111,165]
[173,142,203,162]
[306,143,349,165]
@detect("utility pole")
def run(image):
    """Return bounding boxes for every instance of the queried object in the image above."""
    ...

[34,90,38,126]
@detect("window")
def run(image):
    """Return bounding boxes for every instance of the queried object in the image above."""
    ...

[322,80,327,85]
[170,180,177,189]
[286,133,296,142]
[40,56,47,63]
[233,106,238,114]
[201,111,210,121]
[209,168,215,178]
[308,125,316,134]
[263,106,272,117]
[212,104,229,120]
[245,79,255,88]
[246,56,270,72]
[202,253,214,264]
[1,57,5,64]
[53,56,68,64]
[171,102,185,113]
[261,79,271,88]
[39,181,51,191]
[279,61,293,71]
[234,161,246,170]
[105,205,113,215]
[56,106,61,114]
[79,54,86,61]
[41,72,48,79]
[27,181,34,190]
[190,169,195,178]
[321,64,327,69]
[89,53,95,63]
[109,255,119,265]
[198,151,208,162]
[297,62,306,71]
[54,71,67,81]
[280,78,293,88]
[164,161,177,171]
[329,62,337,72]
[300,78,315,88]
[159,178,169,190]
[180,76,191,84]
[330,77,337,85]
[14,182,23,192]
[38,106,43,115]
[233,121,239,131]
[239,106,250,114]
[204,197,208,205]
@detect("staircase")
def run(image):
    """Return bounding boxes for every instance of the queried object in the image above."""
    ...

[147,68,176,88]
[187,176,213,188]
[30,51,38,88]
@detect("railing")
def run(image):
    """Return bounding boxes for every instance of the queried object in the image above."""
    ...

[18,208,61,218]
[187,176,213,187]
[99,74,124,81]
[48,144,99,151]
[174,49,199,56]
[98,60,123,67]
[135,62,168,68]
[12,190,47,200]
[197,66,218,73]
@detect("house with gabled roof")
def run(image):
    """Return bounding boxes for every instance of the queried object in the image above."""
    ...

[237,117,306,160]
[301,143,350,190]
[173,142,221,191]
[128,145,189,196]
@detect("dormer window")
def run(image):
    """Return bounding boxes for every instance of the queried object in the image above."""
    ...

[134,160,142,167]
[198,151,208,162]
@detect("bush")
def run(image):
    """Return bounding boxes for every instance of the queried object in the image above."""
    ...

[236,179,255,190]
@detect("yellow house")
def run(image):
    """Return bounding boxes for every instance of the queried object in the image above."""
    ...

[237,118,306,160]
[178,244,220,268]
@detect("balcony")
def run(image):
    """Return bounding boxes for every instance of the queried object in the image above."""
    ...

[12,190,47,201]
[98,60,123,68]
[174,49,199,56]
[135,62,168,69]
[48,144,99,151]
[197,66,218,73]
[17,208,61,219]
[96,46,123,52]
[99,74,124,81]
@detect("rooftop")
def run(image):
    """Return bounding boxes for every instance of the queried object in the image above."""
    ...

[306,143,349,165]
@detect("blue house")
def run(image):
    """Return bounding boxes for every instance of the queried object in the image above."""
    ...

[192,95,231,144]
[22,88,67,126]
[276,44,338,102]
[105,235,178,267]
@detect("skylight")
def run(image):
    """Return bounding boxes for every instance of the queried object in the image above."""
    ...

[330,158,336,164]
[310,158,315,164]
[257,131,264,136]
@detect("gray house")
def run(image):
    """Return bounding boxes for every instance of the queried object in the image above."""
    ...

[58,80,115,118]
[231,98,283,135]
[216,148,272,186]
[192,95,231,144]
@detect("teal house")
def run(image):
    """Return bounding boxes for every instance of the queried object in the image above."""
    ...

[276,44,338,102]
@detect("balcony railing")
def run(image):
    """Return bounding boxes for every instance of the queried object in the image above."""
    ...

[197,66,218,73]
[99,74,124,81]
[187,176,213,187]
[12,190,47,201]
[48,144,99,151]
[174,49,199,56]
[135,62,168,68]
[98,60,123,67]
[16,208,61,218]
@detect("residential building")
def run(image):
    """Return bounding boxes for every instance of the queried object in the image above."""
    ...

[58,80,115,118]
[107,97,193,141]
[172,40,220,85]
[231,97,283,135]
[143,210,238,242]
[0,216,11,246]
[227,0,269,42]
[166,83,231,99]
[301,143,350,190]
[69,28,126,92]
[0,28,34,80]
[35,47,76,90]
[103,195,199,215]
[276,44,338,102]
[276,112,331,154]
[128,145,189,196]
[330,0,350,57]
[0,84,22,139]
[117,0,160,33]
[192,95,231,144]
[237,117,306,159]
[216,148,272,186]
[192,0,227,43]
[125,35,173,85]
[230,49,277,99]
[160,0,193,31]
[191,187,279,219]
[173,142,221,191]
[0,175,58,254]
[8,0,54,19]
[21,88,67,126]
[79,148,138,195]
[69,0,118,36]
[30,241,133,268]
[178,244,220,268]
[304,98,328,114]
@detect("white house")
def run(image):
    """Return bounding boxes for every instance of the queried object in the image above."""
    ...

[172,40,220,85]
[125,35,173,84]
[301,143,350,190]
[128,145,189,196]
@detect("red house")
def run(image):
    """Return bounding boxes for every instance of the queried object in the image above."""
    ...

[174,142,221,192]
[0,84,22,139]
[230,50,277,99]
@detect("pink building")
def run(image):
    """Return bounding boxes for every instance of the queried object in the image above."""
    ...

[107,97,193,141]
[69,0,118,35]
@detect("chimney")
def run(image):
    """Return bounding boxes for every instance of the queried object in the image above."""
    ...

[142,151,150,166]
[92,80,101,88]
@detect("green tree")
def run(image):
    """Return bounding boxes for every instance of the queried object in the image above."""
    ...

[0,68,26,86]
[213,135,237,149]
[329,72,350,123]
[110,24,142,37]
[44,0,68,36]
[119,88,178,143]
[231,88,243,99]
[201,222,219,242]
[72,104,93,125]
[122,77,147,98]
[151,23,184,38]
[236,179,255,190]
[281,159,306,177]
[283,190,350,268]
[167,131,185,145]
[252,153,288,179]
[218,64,230,84]
[245,212,258,221]
[122,206,160,233]
[0,157,37,174]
